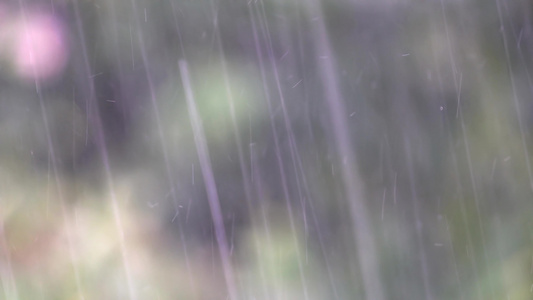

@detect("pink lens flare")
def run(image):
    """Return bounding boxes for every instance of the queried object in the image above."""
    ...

[13,13,69,82]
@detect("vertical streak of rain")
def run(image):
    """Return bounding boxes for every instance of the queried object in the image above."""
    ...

[404,139,434,300]
[179,60,238,300]
[207,0,273,297]
[124,0,181,216]
[439,2,494,298]
[18,1,85,299]
[71,0,137,298]
[495,0,533,192]
[247,3,312,299]
[0,219,18,300]
[301,1,385,300]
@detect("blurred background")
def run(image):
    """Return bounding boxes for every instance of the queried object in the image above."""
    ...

[0,0,532,299]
